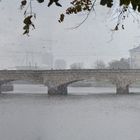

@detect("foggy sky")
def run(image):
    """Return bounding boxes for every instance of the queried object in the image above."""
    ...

[0,0,140,69]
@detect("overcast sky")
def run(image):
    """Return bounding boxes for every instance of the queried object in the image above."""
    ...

[0,0,140,69]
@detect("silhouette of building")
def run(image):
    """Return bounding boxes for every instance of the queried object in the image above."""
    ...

[129,46,140,69]
[54,59,66,69]
[70,62,84,69]
[15,51,54,70]
[41,52,54,69]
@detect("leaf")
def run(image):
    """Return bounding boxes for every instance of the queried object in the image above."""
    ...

[23,15,34,35]
[23,15,32,25]
[100,0,107,6]
[58,13,65,23]
[48,0,62,7]
[114,24,119,30]
[36,0,44,3]
[48,0,53,7]
[23,25,29,30]
[21,0,27,6]
[55,1,62,7]
[100,0,113,8]
[23,29,29,35]
[20,0,27,9]
[122,25,124,29]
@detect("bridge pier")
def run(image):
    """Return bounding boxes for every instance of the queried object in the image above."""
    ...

[116,85,129,94]
[48,84,67,95]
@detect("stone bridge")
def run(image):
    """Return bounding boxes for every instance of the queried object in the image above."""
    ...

[0,69,140,95]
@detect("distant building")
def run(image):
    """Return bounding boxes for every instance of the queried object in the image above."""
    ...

[41,52,54,69]
[16,51,54,70]
[129,46,140,69]
[54,59,66,69]
[70,62,84,69]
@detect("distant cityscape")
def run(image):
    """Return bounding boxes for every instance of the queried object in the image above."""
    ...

[15,45,140,70]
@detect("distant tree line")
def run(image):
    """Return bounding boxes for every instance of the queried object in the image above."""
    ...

[94,58,130,69]
[68,58,130,69]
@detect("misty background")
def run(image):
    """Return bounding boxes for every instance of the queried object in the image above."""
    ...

[0,0,140,69]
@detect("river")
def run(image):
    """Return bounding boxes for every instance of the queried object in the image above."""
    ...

[0,84,140,140]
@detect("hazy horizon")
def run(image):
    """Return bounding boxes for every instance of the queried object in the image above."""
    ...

[0,0,140,69]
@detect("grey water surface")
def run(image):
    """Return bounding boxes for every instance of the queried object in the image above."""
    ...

[0,85,140,140]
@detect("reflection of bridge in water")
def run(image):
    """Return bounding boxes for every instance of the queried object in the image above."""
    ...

[0,69,140,95]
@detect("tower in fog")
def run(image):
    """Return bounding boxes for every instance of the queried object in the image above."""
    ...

[129,46,140,69]
[54,59,66,69]
[41,52,53,69]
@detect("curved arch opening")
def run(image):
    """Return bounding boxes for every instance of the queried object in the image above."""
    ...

[4,80,47,94]
[68,79,116,95]
[130,81,140,94]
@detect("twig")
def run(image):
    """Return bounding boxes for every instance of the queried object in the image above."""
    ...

[69,0,97,29]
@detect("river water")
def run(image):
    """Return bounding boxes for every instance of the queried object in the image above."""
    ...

[1,84,140,140]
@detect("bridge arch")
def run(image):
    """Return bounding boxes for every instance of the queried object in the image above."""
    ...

[46,74,138,95]
[47,79,86,95]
